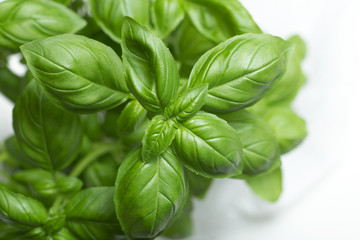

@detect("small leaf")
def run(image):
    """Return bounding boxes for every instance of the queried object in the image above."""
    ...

[13,81,83,171]
[183,0,261,43]
[264,106,307,154]
[0,0,86,49]
[262,35,307,106]
[65,187,124,240]
[116,100,147,135]
[220,110,280,176]
[171,18,216,68]
[142,115,176,163]
[88,0,150,43]
[173,112,242,178]
[151,0,185,38]
[166,84,208,122]
[0,67,27,102]
[122,17,179,114]
[0,187,47,230]
[246,168,282,202]
[83,154,118,188]
[56,177,83,194]
[20,34,130,113]
[188,170,213,199]
[52,228,78,240]
[114,148,187,239]
[188,33,293,113]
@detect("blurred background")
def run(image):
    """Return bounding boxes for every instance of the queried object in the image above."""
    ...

[0,0,359,239]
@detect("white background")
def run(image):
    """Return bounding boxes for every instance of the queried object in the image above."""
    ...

[1,0,360,239]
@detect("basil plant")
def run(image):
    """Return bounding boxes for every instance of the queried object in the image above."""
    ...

[0,0,307,239]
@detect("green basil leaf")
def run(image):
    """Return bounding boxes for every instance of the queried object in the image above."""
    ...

[4,136,32,168]
[65,187,124,240]
[262,35,307,105]
[0,0,86,49]
[122,17,179,114]
[52,0,73,5]
[166,84,208,122]
[188,34,293,113]
[82,114,102,142]
[83,154,118,188]
[20,34,130,113]
[151,0,185,39]
[0,67,27,102]
[0,186,47,230]
[246,168,282,202]
[56,177,82,194]
[116,100,147,135]
[173,111,242,178]
[264,106,307,154]
[171,18,216,71]
[52,228,78,240]
[187,170,213,199]
[88,0,150,43]
[13,81,83,171]
[162,212,192,239]
[183,0,261,43]
[142,115,176,163]
[220,110,280,176]
[114,148,187,239]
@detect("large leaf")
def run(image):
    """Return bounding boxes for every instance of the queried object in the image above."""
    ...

[20,34,130,113]
[122,17,179,114]
[0,0,86,49]
[165,84,208,122]
[246,168,282,202]
[151,0,185,38]
[88,0,150,43]
[220,110,280,176]
[188,33,293,113]
[13,81,83,171]
[0,187,47,230]
[173,112,242,178]
[114,148,187,239]
[264,106,307,154]
[65,187,124,240]
[183,0,261,43]
[142,115,177,163]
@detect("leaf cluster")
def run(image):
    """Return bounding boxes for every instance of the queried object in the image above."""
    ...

[0,0,307,239]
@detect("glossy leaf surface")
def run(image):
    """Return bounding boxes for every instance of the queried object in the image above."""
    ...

[152,0,185,38]
[173,112,242,178]
[116,100,147,135]
[122,17,179,114]
[142,115,176,163]
[264,106,307,154]
[183,0,261,43]
[262,35,307,105]
[220,110,280,176]
[166,84,208,122]
[0,187,47,230]
[20,34,129,113]
[88,0,150,43]
[114,148,187,239]
[188,34,293,113]
[246,168,282,202]
[0,0,86,49]
[13,82,83,171]
[65,187,124,240]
